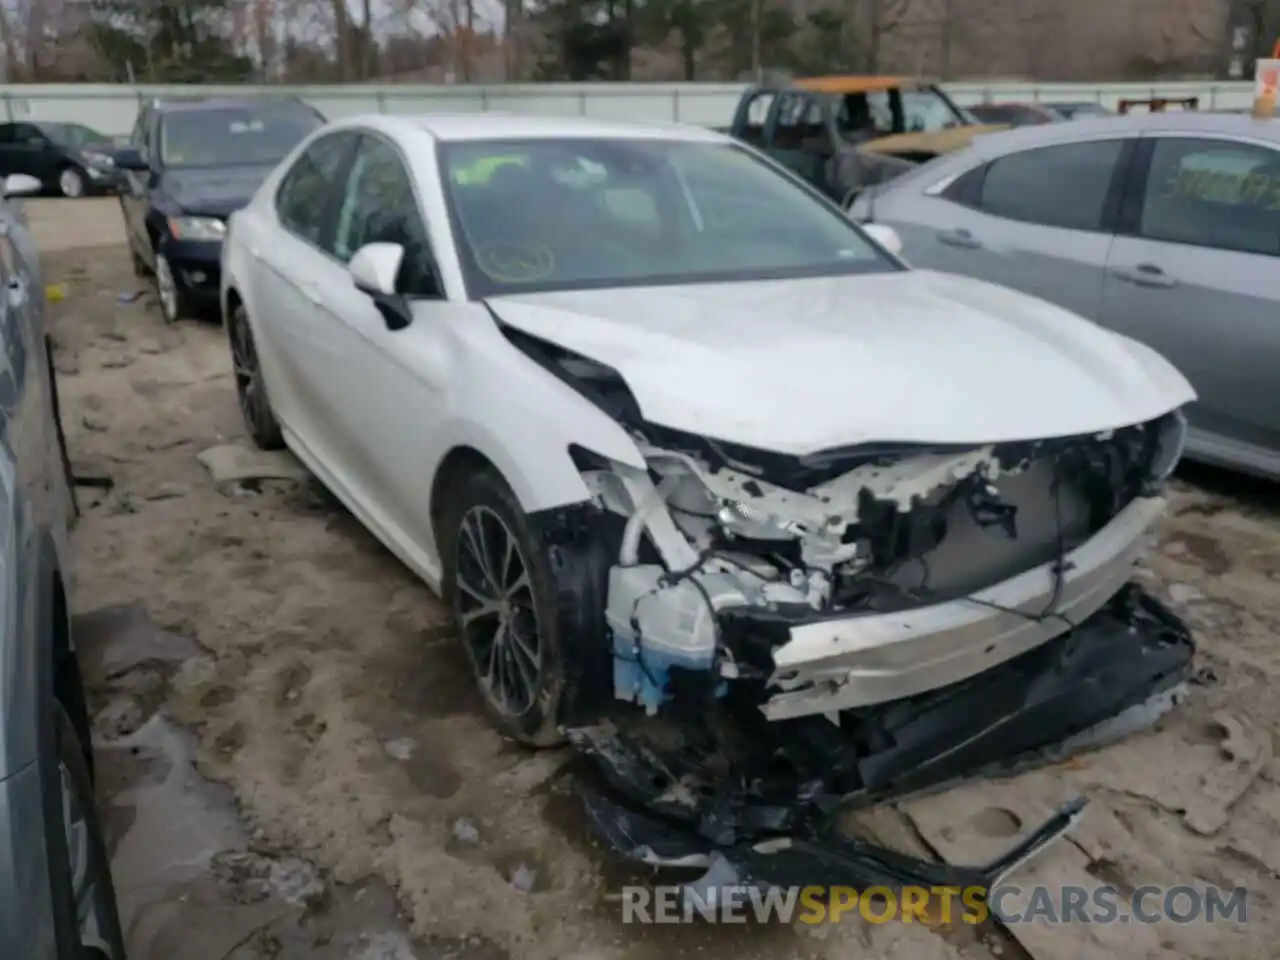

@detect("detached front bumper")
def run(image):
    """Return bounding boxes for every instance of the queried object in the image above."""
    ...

[570,584,1194,887]
[755,495,1165,720]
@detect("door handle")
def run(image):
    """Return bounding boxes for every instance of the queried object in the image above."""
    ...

[937,228,982,249]
[1109,263,1177,288]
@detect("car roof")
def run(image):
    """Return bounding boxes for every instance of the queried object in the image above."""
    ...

[966,110,1280,153]
[371,113,728,144]
[792,75,926,94]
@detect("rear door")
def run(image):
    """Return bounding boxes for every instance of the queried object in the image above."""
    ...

[248,129,360,449]
[5,123,53,182]
[1098,134,1280,473]
[874,136,1134,320]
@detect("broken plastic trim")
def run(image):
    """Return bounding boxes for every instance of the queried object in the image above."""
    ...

[582,785,1085,892]
[570,584,1194,890]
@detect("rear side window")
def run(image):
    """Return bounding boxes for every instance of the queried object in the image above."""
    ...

[970,140,1124,232]
[738,92,776,147]
[275,132,356,248]
[1138,137,1280,257]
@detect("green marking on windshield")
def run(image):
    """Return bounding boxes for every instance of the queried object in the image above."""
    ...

[450,154,529,184]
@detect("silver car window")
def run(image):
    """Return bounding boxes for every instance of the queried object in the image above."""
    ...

[1139,137,1280,257]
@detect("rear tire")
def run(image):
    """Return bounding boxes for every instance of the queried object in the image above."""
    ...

[43,705,127,960]
[439,468,567,747]
[228,301,285,450]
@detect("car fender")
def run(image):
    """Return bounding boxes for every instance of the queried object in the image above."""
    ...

[426,307,647,518]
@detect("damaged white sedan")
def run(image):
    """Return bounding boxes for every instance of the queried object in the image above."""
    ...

[221,114,1197,885]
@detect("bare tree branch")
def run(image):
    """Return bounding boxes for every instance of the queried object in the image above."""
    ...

[881,0,910,34]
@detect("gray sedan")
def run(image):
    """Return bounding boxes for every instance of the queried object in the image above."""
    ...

[0,173,126,959]
[851,111,1280,481]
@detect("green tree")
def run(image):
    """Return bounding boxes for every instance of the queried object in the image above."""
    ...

[802,7,851,73]
[88,0,254,82]
[530,0,635,80]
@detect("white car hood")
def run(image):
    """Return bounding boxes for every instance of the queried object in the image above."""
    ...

[488,270,1196,455]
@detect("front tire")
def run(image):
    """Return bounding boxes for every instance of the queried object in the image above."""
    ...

[228,301,284,450]
[440,469,567,747]
[44,705,127,960]
[154,251,193,324]
[57,166,86,199]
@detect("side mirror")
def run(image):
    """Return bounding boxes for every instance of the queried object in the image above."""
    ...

[349,242,412,331]
[862,222,903,256]
[112,147,149,172]
[2,173,42,199]
[349,242,404,296]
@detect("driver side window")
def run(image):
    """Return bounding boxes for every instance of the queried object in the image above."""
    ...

[12,123,45,145]
[332,135,440,297]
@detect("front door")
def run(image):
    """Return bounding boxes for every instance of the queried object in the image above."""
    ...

[882,137,1130,321]
[304,132,452,545]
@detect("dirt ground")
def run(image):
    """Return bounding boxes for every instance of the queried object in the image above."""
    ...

[33,197,1280,960]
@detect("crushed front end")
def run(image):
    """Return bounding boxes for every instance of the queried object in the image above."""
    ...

[561,403,1195,886]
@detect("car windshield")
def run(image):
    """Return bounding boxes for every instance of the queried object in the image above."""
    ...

[160,102,322,169]
[39,122,108,149]
[438,137,897,297]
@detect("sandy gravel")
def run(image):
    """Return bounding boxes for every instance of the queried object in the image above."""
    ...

[36,197,1280,960]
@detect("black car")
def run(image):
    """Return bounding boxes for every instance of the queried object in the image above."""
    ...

[0,121,122,199]
[111,96,325,323]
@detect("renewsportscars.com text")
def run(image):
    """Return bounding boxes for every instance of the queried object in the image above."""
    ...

[619,883,1248,926]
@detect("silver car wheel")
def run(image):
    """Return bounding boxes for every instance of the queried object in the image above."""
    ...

[60,761,116,957]
[230,306,263,429]
[58,168,85,199]
[455,504,542,718]
[155,253,179,322]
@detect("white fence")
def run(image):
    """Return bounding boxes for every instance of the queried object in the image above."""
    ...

[1,80,1258,136]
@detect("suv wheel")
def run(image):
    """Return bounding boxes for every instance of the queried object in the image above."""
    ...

[154,252,191,324]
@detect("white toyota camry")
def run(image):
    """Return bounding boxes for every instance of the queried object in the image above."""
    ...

[220,115,1197,805]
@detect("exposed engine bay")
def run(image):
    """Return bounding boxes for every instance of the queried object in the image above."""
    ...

[502,322,1197,890]
[577,406,1188,721]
